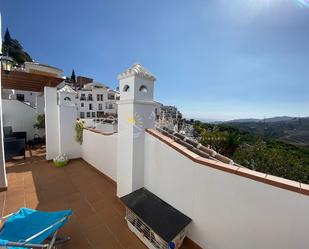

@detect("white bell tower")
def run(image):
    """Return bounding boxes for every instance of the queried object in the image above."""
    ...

[116,64,156,197]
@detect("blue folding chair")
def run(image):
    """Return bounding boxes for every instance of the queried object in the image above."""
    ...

[0,208,73,248]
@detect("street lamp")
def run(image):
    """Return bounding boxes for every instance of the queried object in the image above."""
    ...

[0,55,14,74]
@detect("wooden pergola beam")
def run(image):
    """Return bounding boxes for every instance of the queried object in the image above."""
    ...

[1,70,64,92]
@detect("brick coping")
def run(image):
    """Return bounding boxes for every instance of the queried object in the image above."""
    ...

[146,129,309,196]
[84,127,116,136]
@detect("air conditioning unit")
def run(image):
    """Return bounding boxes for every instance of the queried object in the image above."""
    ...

[121,188,192,249]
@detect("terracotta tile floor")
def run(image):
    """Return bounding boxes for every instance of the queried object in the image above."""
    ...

[1,148,193,249]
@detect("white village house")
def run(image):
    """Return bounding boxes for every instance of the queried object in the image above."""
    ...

[76,82,119,119]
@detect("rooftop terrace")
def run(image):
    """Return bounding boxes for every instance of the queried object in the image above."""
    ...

[2,148,194,249]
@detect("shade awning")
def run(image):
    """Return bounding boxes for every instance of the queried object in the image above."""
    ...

[1,70,64,92]
[120,188,192,242]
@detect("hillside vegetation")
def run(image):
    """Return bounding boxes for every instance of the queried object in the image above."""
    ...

[227,117,309,148]
[2,28,33,64]
[192,120,309,184]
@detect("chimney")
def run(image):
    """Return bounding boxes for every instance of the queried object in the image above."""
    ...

[116,64,156,197]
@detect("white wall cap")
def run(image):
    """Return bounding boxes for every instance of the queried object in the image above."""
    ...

[117,63,156,81]
[58,85,77,94]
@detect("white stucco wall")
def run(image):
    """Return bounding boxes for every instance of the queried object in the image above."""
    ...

[0,16,8,188]
[144,132,309,249]
[45,87,81,160]
[36,94,45,114]
[95,123,117,133]
[24,62,63,77]
[81,129,117,181]
[58,105,81,159]
[45,87,59,160]
[2,99,38,140]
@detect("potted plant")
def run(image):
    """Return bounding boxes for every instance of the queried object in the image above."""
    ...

[53,154,69,167]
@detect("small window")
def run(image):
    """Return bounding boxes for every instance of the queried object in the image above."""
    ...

[139,85,148,93]
[87,112,90,118]
[123,85,130,92]
[81,102,84,107]
[64,97,71,101]
[80,112,85,118]
[16,94,25,102]
[92,112,96,117]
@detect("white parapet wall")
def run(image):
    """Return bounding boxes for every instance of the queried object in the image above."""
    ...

[144,131,309,249]
[58,105,81,159]
[81,129,117,181]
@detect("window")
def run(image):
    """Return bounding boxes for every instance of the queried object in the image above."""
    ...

[64,97,71,101]
[97,94,103,101]
[86,112,90,118]
[89,103,93,110]
[16,94,25,102]
[81,102,84,107]
[139,85,148,93]
[108,93,115,100]
[92,112,96,118]
[80,112,85,118]
[123,85,130,92]
[106,103,113,109]
[97,111,104,118]
[88,94,93,101]
[80,93,86,101]
[98,103,103,110]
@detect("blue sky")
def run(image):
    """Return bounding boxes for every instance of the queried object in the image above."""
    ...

[1,0,309,121]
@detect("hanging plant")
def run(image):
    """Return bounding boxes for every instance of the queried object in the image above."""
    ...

[75,119,85,144]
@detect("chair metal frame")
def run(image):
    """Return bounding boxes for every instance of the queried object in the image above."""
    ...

[0,212,71,248]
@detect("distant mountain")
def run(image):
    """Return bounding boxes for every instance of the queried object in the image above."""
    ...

[227,116,300,124]
[227,118,260,123]
[226,116,309,148]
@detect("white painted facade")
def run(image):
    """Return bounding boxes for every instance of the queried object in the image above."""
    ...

[23,62,63,77]
[76,83,118,119]
[2,89,38,108]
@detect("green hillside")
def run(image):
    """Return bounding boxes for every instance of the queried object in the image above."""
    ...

[227,117,309,148]
[191,119,309,184]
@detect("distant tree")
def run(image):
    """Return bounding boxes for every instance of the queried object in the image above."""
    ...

[2,28,33,64]
[3,28,12,48]
[71,69,76,83]
[233,140,309,184]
